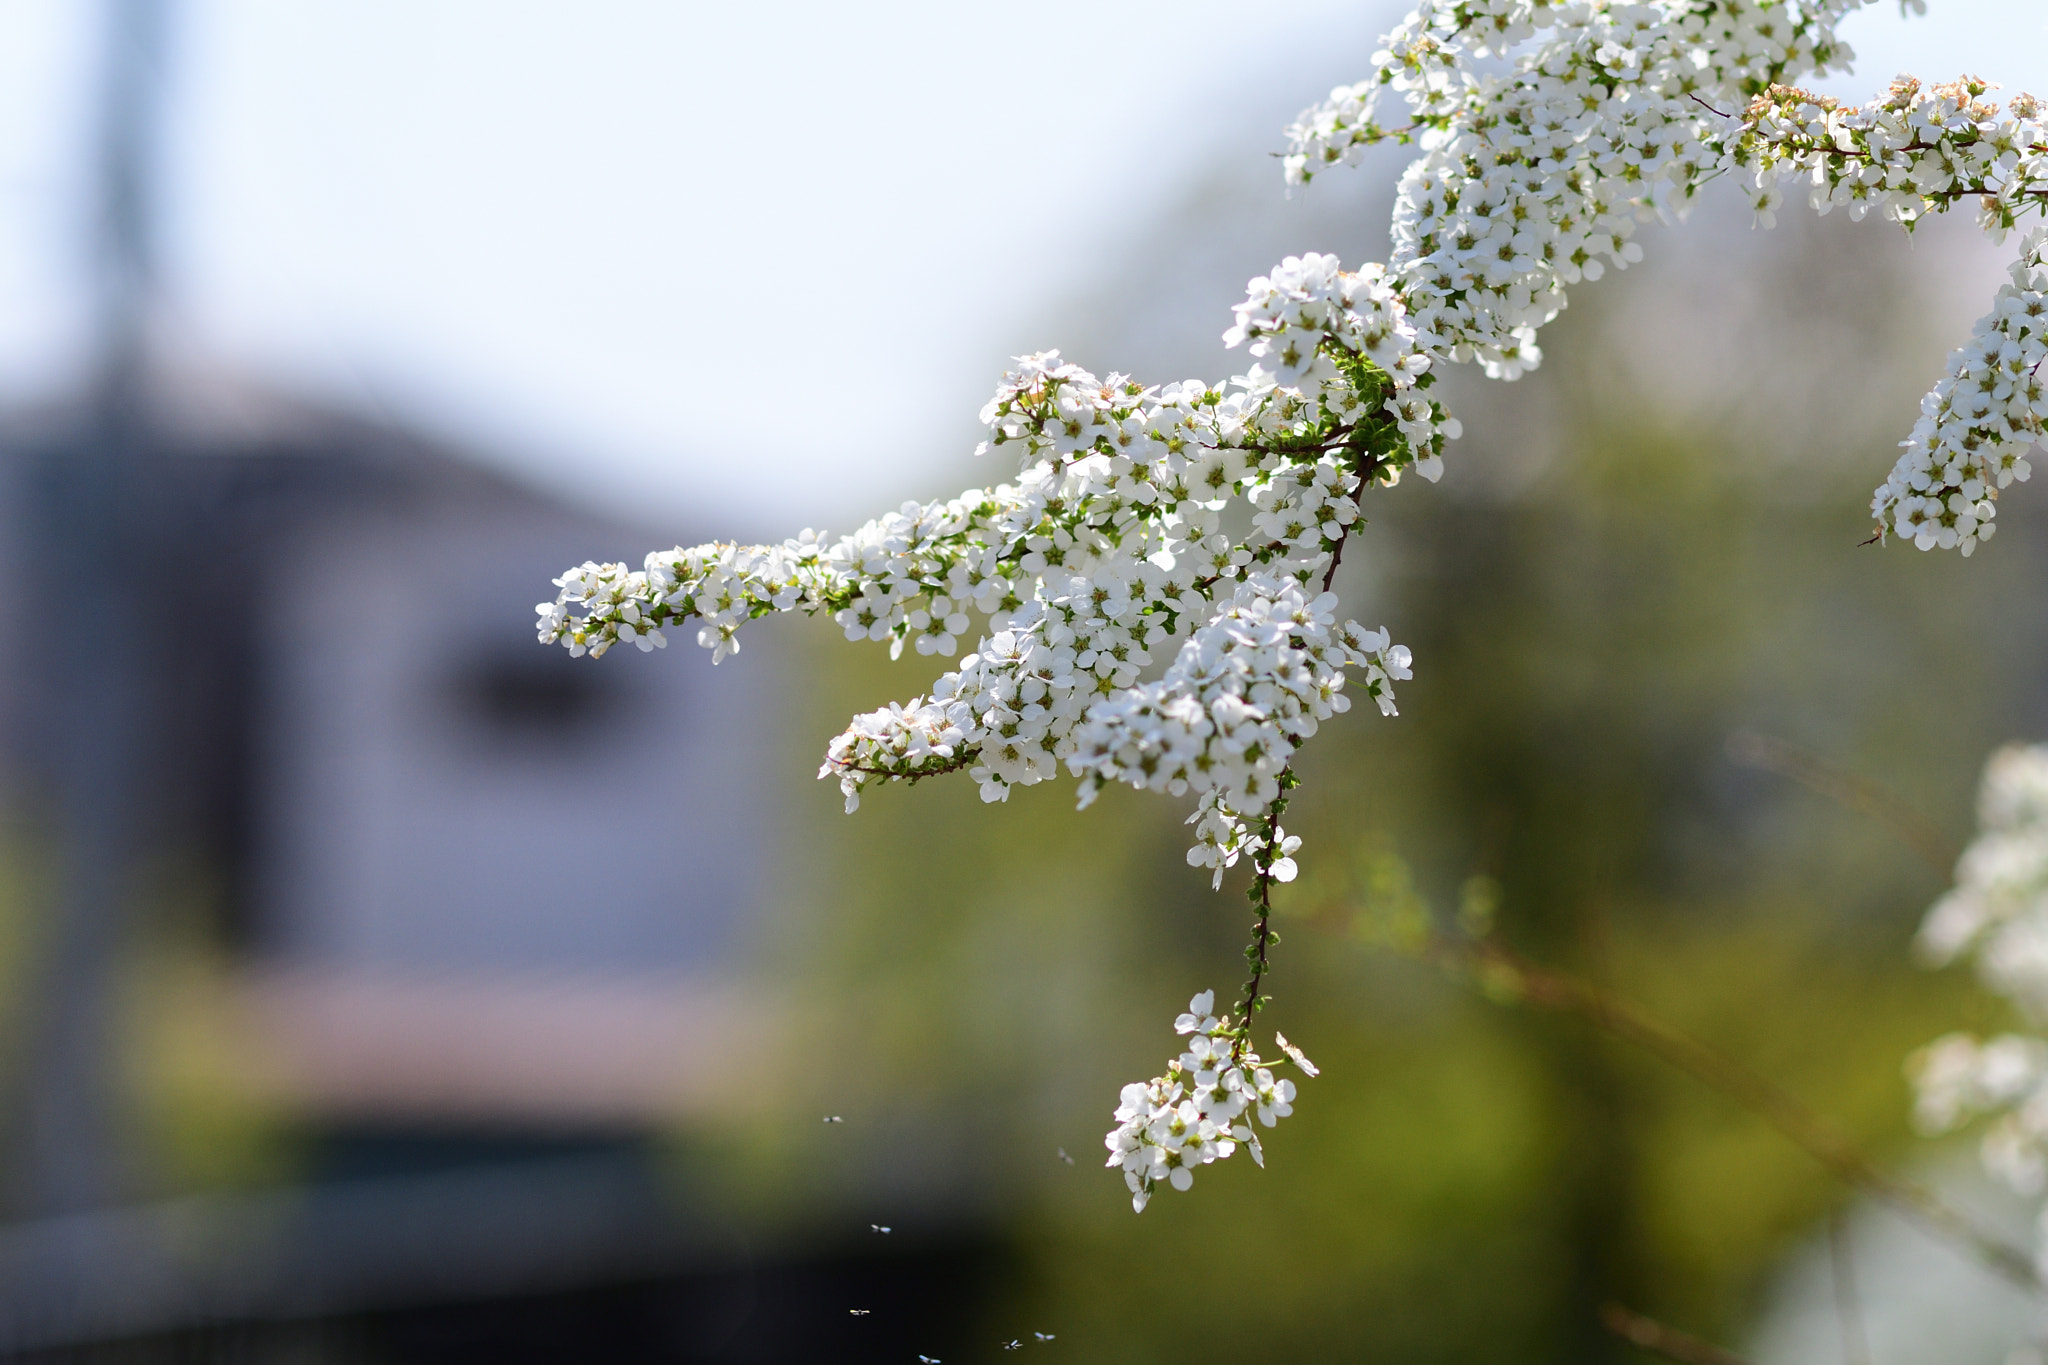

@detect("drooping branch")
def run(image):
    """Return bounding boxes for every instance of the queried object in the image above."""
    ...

[1423,933,2041,1291]
[1726,730,1959,874]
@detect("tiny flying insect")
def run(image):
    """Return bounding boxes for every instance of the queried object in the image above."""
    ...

[1034,1333,1056,1341]
[918,1357,942,1363]
[871,1224,892,1234]
[1055,1147,1074,1165]
[848,1309,869,1316]
[823,1115,844,1123]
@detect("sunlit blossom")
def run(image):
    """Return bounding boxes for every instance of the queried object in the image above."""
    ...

[540,0,2047,1206]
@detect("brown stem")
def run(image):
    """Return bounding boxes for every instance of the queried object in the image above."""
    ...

[1753,136,2048,210]
[1320,528,1351,594]
[1321,456,1379,594]
[1235,883,1275,1066]
[1436,935,2040,1291]
[834,750,980,782]
[1232,785,1294,1062]
[1600,1303,1758,1365]
[1725,730,1958,874]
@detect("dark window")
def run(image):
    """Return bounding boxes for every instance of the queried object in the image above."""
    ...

[447,649,629,739]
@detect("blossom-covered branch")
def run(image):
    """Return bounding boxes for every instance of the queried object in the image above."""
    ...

[1103,983,1313,1213]
[542,257,1440,868]
[543,259,1430,1202]
[1284,0,1873,377]
[1733,79,2048,553]
[540,0,2048,1208]
[1735,78,2046,231]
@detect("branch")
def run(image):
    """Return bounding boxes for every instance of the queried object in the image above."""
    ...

[1320,456,1379,594]
[1725,730,1958,874]
[1233,779,1296,1061]
[1433,934,2041,1291]
[834,750,980,783]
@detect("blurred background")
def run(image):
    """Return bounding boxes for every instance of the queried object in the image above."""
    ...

[2,0,2048,1360]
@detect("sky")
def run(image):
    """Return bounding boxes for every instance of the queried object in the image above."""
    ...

[0,0,2040,532]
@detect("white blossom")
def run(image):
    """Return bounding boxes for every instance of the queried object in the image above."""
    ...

[1284,3,2048,546]
[1911,745,2048,1274]
[1287,0,1870,379]
[1103,992,1310,1211]
[535,0,2048,1206]
[542,259,1443,872]
[1733,79,2048,553]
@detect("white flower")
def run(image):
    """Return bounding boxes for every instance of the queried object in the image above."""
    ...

[1911,745,2048,1260]
[1251,1068,1297,1126]
[537,0,2046,1205]
[1267,828,1303,883]
[1275,1032,1321,1077]
[1104,989,1314,1210]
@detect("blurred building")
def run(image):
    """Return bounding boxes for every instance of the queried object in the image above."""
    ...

[0,6,1012,1358]
[0,372,806,1354]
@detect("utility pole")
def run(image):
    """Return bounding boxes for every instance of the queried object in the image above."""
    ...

[14,0,170,1218]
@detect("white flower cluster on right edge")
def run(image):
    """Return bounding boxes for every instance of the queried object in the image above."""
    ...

[1733,79,2048,554]
[1911,744,2048,1274]
[1872,227,2046,555]
[1105,992,1312,1212]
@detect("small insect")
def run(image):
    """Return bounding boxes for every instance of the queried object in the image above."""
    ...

[1055,1147,1074,1165]
[871,1224,892,1234]
[1034,1333,1056,1341]
[1002,1341,1021,1351]
[918,1357,942,1363]
[849,1309,869,1316]
[823,1115,844,1124]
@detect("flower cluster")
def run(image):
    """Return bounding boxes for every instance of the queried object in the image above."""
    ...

[539,257,1432,1201]
[1870,228,2048,553]
[542,257,1445,865]
[1734,77,2046,233]
[540,0,2046,1206]
[1732,79,2048,552]
[1911,745,2048,1270]
[1104,991,1309,1211]
[1287,0,1869,378]
[1285,2,2048,550]
[1072,575,1409,886]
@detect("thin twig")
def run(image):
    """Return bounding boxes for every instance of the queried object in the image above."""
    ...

[1233,784,1294,1061]
[1436,935,2041,1291]
[1726,729,1959,873]
[1236,878,1276,1061]
[1601,1303,1759,1365]
[835,750,981,783]
[1322,454,1382,594]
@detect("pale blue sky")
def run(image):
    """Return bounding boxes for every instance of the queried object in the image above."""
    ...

[0,1,2038,529]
